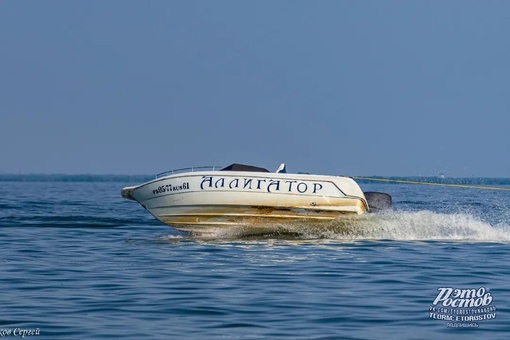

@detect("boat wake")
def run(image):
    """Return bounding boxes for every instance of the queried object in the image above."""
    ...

[299,211,510,242]
[170,211,510,243]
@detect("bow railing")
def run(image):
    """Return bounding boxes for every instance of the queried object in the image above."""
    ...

[156,166,223,178]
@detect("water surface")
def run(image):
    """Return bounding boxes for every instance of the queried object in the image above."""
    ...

[1,178,509,339]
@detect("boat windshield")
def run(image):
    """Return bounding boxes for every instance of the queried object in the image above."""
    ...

[220,164,270,172]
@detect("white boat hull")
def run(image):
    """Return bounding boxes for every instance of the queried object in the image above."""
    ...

[122,169,369,235]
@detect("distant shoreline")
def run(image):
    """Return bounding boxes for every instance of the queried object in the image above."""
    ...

[0,174,155,183]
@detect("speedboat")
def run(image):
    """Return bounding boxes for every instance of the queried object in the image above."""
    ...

[121,163,391,235]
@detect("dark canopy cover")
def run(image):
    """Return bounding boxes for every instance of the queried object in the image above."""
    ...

[221,163,270,172]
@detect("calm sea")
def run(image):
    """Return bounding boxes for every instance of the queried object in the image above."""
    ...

[1,176,509,339]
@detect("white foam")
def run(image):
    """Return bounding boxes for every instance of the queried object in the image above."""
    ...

[294,211,510,242]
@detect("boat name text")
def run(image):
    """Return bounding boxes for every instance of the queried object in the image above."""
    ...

[200,176,323,194]
[153,182,190,195]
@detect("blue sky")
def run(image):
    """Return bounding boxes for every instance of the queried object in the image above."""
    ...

[1,1,509,176]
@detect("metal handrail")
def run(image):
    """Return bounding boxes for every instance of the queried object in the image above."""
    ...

[156,166,223,178]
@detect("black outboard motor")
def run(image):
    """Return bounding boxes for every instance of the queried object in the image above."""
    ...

[364,192,392,212]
